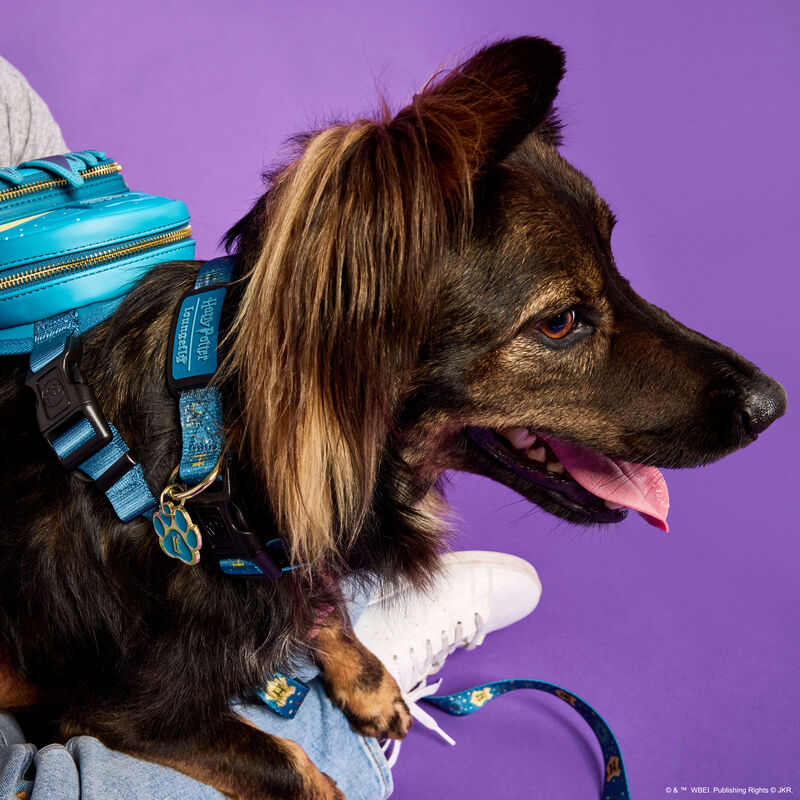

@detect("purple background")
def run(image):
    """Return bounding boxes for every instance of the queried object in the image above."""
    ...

[3,2,798,797]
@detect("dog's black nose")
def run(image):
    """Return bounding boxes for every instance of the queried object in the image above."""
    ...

[741,373,787,436]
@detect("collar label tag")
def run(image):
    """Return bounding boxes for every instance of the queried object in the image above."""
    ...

[169,286,227,390]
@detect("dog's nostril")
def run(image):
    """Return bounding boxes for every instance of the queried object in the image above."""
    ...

[741,374,788,436]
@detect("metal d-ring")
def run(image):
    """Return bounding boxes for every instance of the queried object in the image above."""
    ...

[164,454,225,503]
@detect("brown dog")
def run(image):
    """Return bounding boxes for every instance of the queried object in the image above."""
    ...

[0,36,785,798]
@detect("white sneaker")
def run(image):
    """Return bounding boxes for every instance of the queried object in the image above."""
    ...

[353,550,542,754]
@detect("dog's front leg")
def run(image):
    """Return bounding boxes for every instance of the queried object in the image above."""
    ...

[66,712,344,800]
[314,608,412,740]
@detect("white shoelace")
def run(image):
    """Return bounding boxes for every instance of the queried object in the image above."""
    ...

[381,611,487,767]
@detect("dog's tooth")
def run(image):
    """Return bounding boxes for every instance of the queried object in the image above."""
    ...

[505,426,537,450]
[527,446,546,463]
[604,500,626,510]
[547,460,564,475]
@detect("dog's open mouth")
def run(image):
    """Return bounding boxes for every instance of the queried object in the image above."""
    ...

[467,426,670,531]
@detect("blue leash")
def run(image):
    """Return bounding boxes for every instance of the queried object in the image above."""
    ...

[423,679,630,799]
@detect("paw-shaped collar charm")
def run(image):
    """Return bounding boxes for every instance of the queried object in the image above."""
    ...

[153,458,224,566]
[153,500,202,565]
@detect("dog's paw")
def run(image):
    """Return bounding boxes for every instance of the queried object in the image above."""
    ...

[320,773,346,800]
[315,610,413,740]
[346,693,413,740]
[328,671,413,740]
[303,768,345,800]
[283,739,346,800]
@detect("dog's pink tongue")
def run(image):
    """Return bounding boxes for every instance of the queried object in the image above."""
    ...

[547,439,670,532]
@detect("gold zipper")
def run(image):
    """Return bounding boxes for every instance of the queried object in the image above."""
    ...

[0,225,192,291]
[0,162,123,203]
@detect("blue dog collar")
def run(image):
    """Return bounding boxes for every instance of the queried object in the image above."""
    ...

[167,258,233,485]
[163,256,293,580]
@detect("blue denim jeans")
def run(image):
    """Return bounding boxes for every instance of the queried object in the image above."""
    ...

[0,586,393,800]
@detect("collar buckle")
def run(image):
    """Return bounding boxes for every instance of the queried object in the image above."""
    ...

[25,335,113,470]
[185,464,284,580]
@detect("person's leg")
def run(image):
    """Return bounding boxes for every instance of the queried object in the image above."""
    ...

[0,712,24,747]
[354,550,542,754]
[355,550,542,694]
[0,551,541,799]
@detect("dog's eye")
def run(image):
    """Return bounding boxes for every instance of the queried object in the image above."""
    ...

[538,309,576,339]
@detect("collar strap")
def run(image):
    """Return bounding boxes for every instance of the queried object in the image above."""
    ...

[167,257,234,484]
[167,257,288,579]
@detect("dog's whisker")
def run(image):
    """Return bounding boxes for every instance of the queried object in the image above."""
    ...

[495,497,532,513]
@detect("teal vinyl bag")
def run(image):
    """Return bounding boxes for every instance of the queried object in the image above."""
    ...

[0,150,195,353]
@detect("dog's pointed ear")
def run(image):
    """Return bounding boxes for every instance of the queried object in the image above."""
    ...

[225,37,565,567]
[397,36,566,172]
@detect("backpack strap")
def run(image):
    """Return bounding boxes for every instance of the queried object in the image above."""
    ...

[26,309,157,522]
[0,296,127,356]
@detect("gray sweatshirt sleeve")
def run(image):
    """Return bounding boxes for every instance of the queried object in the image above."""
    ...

[0,56,68,167]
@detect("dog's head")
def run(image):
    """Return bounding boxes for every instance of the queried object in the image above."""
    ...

[225,37,786,570]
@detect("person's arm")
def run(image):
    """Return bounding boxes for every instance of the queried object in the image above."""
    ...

[0,59,66,715]
[0,55,67,165]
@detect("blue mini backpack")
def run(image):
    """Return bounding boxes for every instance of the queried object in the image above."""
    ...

[0,150,195,523]
[0,150,195,354]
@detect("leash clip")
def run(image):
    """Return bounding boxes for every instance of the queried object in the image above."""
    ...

[25,335,113,470]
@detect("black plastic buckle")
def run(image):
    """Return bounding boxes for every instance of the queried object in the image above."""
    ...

[25,336,113,471]
[185,465,283,580]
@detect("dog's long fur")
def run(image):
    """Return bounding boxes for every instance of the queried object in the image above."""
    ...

[0,37,785,798]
